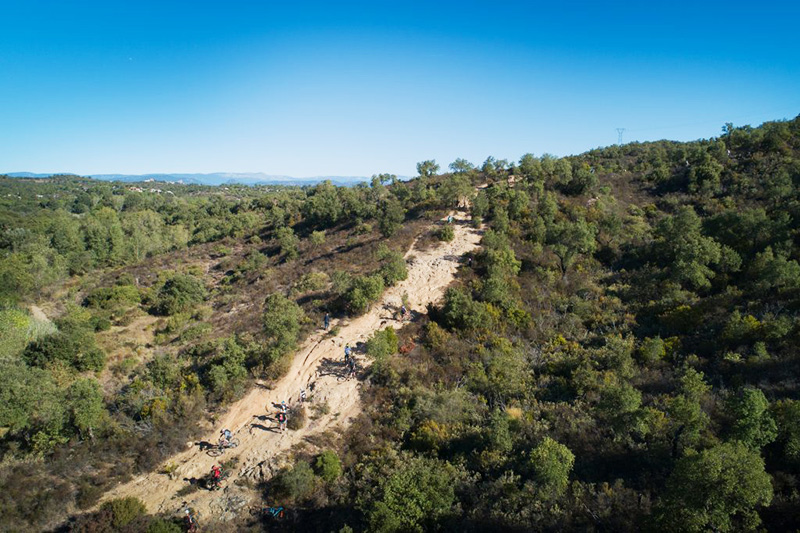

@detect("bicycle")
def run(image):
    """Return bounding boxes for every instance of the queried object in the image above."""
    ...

[205,470,230,491]
[206,437,240,457]
[250,505,286,521]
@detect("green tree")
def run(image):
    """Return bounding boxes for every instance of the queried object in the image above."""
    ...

[365,456,457,533]
[366,328,399,361]
[667,368,711,454]
[416,160,440,178]
[725,387,777,450]
[302,181,344,227]
[772,399,800,464]
[449,158,474,174]
[438,174,472,207]
[275,226,300,260]
[377,197,406,238]
[657,442,773,532]
[546,217,597,277]
[529,437,575,498]
[66,378,105,439]
[346,274,385,315]
[376,245,408,286]
[653,206,722,291]
[315,450,343,483]
[262,293,306,365]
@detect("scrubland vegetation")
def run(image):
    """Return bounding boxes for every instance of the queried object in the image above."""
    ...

[2,115,800,531]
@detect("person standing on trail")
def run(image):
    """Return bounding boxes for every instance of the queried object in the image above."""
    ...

[184,508,198,532]
[210,465,223,490]
[280,400,287,414]
[323,312,330,330]
[277,411,287,432]
[300,388,306,403]
[219,428,232,447]
[344,344,351,364]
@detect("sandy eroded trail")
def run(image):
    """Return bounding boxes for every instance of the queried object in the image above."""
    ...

[100,212,482,520]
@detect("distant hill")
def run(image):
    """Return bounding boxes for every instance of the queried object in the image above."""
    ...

[3,171,374,187]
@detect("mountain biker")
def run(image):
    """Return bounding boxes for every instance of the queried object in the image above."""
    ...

[210,465,222,490]
[347,356,356,378]
[400,305,408,320]
[184,508,198,532]
[219,428,232,447]
[277,411,287,432]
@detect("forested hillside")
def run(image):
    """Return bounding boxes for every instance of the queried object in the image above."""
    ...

[283,117,800,532]
[1,115,800,532]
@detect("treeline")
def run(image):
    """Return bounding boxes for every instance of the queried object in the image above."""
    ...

[266,116,800,532]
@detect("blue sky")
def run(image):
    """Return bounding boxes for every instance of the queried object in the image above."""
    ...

[1,1,798,177]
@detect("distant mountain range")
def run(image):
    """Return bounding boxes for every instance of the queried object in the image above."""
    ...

[3,172,377,187]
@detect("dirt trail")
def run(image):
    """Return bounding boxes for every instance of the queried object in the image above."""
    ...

[99,211,482,520]
[29,304,51,323]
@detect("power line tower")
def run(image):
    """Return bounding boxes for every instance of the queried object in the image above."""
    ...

[616,128,626,145]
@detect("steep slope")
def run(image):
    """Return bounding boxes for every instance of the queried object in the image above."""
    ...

[99,211,482,521]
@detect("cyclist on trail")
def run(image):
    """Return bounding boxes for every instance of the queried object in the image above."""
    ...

[210,465,223,490]
[344,344,351,364]
[219,428,232,447]
[400,305,408,320]
[347,356,356,379]
[184,508,198,532]
[277,411,287,432]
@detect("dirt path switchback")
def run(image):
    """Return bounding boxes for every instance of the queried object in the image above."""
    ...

[99,211,483,521]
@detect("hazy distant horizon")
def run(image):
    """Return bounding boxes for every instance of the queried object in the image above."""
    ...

[1,1,798,176]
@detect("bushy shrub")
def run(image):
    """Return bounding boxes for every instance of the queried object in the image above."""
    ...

[101,496,147,528]
[437,225,455,242]
[84,284,141,310]
[287,404,307,430]
[346,274,385,315]
[276,226,300,260]
[23,330,106,372]
[315,450,342,483]
[146,518,183,533]
[260,293,306,369]
[274,461,318,503]
[377,245,408,287]
[439,287,491,331]
[366,328,399,361]
[154,274,207,316]
[293,271,330,294]
[364,455,458,533]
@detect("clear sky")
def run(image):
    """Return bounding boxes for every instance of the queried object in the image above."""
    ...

[1,1,798,177]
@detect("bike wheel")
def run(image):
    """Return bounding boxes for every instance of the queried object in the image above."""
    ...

[206,447,224,457]
[229,438,240,448]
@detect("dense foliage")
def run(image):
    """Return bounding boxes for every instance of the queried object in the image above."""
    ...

[282,116,800,532]
[1,115,800,531]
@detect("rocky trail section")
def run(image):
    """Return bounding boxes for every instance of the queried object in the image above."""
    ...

[99,211,482,521]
